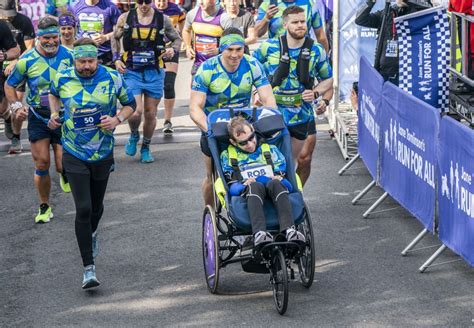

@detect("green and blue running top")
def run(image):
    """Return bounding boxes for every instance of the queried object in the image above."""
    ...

[191,54,269,115]
[253,38,333,126]
[6,46,74,109]
[256,0,323,39]
[220,143,287,181]
[50,65,135,162]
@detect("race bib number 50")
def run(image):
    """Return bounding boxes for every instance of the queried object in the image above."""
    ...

[73,107,101,131]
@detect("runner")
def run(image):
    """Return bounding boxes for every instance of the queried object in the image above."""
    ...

[254,0,329,53]
[113,0,181,163]
[48,38,136,289]
[59,12,77,49]
[0,18,20,146]
[0,1,35,154]
[5,17,74,223]
[189,28,277,205]
[182,0,232,76]
[46,0,76,17]
[223,0,257,54]
[156,0,186,135]
[253,6,333,186]
[73,0,121,67]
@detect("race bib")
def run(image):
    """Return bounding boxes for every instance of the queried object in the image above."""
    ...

[241,164,274,180]
[274,90,303,107]
[385,40,398,58]
[195,35,218,54]
[132,50,156,68]
[73,107,101,131]
[79,17,103,34]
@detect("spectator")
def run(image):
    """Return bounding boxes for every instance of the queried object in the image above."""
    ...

[355,0,432,85]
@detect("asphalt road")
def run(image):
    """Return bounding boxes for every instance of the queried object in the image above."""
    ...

[1,57,473,327]
[1,131,473,327]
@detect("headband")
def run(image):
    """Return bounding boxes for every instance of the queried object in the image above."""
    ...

[37,26,60,37]
[73,44,98,59]
[59,15,76,27]
[219,34,245,52]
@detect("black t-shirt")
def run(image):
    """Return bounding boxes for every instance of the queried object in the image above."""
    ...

[1,13,35,53]
[0,19,17,60]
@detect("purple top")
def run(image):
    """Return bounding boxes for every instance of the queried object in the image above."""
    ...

[193,6,225,67]
[73,0,121,56]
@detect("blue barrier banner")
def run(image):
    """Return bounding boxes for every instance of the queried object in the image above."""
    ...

[395,7,450,111]
[438,117,474,267]
[337,1,383,101]
[379,82,438,231]
[357,56,384,180]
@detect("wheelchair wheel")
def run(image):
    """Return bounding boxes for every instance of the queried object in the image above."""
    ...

[271,248,288,315]
[202,205,220,294]
[297,203,315,288]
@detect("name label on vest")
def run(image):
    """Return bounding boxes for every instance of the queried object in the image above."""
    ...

[241,164,274,179]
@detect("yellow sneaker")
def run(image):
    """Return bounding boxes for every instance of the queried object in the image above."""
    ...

[59,174,71,193]
[35,204,53,224]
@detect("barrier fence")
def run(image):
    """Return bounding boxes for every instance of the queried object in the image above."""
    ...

[354,55,474,272]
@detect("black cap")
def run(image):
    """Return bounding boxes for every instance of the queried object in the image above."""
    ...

[0,0,17,17]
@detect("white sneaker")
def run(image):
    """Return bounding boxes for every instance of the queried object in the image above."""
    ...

[254,231,273,246]
[286,227,306,243]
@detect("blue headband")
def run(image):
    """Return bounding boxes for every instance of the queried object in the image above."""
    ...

[37,26,60,37]
[219,34,245,52]
[59,15,76,27]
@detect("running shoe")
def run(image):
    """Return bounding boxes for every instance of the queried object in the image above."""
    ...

[254,231,273,246]
[35,203,53,224]
[92,231,98,259]
[8,137,22,154]
[59,174,71,193]
[163,120,174,136]
[286,226,306,244]
[140,148,155,163]
[82,265,100,289]
[125,134,139,156]
[4,119,13,140]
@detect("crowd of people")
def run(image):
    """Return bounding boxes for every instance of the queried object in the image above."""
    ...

[0,0,333,289]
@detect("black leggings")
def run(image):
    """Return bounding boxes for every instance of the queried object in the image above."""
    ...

[246,180,294,234]
[63,152,113,267]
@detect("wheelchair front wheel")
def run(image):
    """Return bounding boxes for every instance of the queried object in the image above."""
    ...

[271,248,288,315]
[202,205,220,294]
[297,203,315,288]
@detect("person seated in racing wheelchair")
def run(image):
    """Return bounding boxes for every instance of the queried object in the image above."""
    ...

[220,116,306,247]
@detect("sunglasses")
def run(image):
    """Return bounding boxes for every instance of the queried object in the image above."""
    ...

[137,0,152,4]
[235,132,256,147]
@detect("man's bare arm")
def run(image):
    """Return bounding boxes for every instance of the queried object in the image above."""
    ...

[189,90,208,132]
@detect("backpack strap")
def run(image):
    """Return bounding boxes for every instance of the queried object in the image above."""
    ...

[260,143,274,170]
[296,37,315,90]
[270,35,291,88]
[227,145,243,181]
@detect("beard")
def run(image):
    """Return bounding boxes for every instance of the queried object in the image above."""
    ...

[76,66,97,77]
[287,28,306,40]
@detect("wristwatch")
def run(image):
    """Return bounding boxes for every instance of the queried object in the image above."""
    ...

[314,91,320,99]
[322,98,330,106]
[116,113,125,123]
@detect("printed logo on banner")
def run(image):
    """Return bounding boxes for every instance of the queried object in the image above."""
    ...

[440,161,474,219]
[360,91,380,145]
[396,7,451,111]
[383,119,435,189]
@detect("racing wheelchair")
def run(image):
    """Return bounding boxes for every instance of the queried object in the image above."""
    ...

[201,107,315,315]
